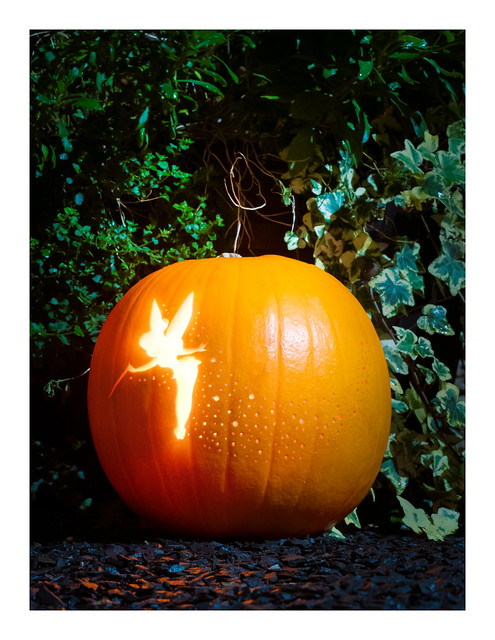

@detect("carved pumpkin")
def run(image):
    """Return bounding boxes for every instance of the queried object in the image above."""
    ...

[87,254,391,538]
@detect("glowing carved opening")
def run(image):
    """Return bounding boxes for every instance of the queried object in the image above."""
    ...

[110,293,206,439]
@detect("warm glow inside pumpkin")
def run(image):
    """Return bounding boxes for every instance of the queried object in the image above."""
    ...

[87,254,391,538]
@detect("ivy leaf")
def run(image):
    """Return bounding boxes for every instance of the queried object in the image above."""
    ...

[417,305,455,336]
[433,151,465,186]
[390,139,423,174]
[310,180,322,196]
[392,399,409,413]
[397,496,432,535]
[432,358,452,381]
[381,459,408,494]
[394,327,417,358]
[401,185,431,210]
[434,383,465,428]
[413,336,435,359]
[416,364,436,385]
[382,340,409,375]
[370,267,415,317]
[421,448,450,478]
[447,120,465,156]
[417,131,439,162]
[428,237,465,295]
[431,508,460,539]
[344,508,361,528]
[316,191,345,220]
[421,170,447,199]
[390,375,404,395]
[284,230,305,251]
[397,497,459,540]
[397,242,424,293]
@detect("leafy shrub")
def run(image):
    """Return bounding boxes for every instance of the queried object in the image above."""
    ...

[30,31,238,366]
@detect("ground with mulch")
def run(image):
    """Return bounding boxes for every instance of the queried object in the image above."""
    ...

[30,528,464,610]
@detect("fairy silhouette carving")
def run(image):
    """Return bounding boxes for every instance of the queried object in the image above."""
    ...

[109,293,206,439]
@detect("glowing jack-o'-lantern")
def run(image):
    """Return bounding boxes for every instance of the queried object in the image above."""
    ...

[87,254,391,538]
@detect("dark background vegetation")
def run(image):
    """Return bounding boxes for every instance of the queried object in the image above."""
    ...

[30,29,465,542]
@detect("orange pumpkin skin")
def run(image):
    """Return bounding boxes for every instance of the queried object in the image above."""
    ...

[87,255,391,538]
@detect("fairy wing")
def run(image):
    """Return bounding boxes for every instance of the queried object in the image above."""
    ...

[149,299,168,333]
[165,293,195,341]
[139,300,169,354]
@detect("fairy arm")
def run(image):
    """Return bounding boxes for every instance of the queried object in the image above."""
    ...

[109,358,160,397]
[180,344,206,355]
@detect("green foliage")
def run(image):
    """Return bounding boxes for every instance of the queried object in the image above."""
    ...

[31,31,235,363]
[31,197,221,358]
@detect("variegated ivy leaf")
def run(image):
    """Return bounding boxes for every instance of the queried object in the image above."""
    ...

[316,190,345,220]
[431,509,460,539]
[417,131,439,162]
[393,327,434,361]
[310,179,322,195]
[284,229,306,251]
[381,459,408,494]
[344,508,361,528]
[432,358,452,381]
[392,399,409,414]
[417,304,455,336]
[433,150,465,186]
[414,336,435,359]
[422,168,445,195]
[428,236,465,296]
[382,343,409,375]
[421,449,450,478]
[314,232,343,260]
[397,242,424,293]
[390,375,404,395]
[417,363,436,385]
[397,496,459,540]
[433,383,465,428]
[370,267,415,317]
[390,139,424,174]
[394,326,417,357]
[401,185,431,210]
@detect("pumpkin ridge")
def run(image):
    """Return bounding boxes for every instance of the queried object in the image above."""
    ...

[259,265,282,512]
[192,257,227,530]
[293,294,319,513]
[133,268,186,523]
[222,256,242,504]
[106,284,154,509]
[169,259,212,531]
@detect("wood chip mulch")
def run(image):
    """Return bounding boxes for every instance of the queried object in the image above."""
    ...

[30,530,464,610]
